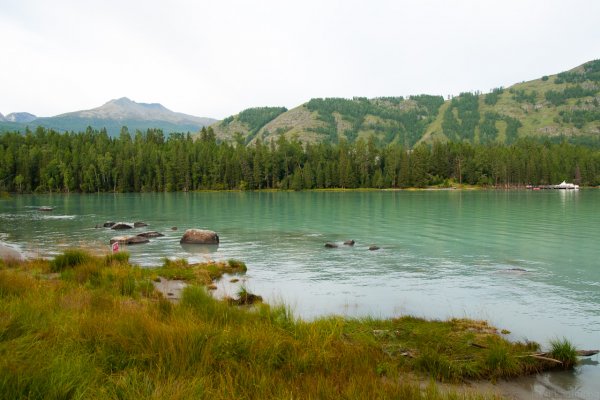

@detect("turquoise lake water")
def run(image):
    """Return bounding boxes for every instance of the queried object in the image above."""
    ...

[1,190,599,398]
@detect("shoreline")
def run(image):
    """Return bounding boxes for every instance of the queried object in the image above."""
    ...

[2,185,598,195]
[0,241,25,262]
[2,249,594,399]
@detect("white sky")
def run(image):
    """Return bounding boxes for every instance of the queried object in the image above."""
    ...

[1,0,599,119]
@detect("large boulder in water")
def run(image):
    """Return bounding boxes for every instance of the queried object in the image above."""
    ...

[180,229,219,245]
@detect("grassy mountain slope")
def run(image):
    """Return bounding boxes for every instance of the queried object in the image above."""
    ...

[210,60,600,147]
[421,60,600,145]
[210,96,445,147]
[209,106,289,143]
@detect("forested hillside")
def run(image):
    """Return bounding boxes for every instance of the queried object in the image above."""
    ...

[209,60,600,147]
[211,107,288,143]
[1,126,599,193]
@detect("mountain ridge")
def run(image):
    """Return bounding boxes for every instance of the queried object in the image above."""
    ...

[207,59,600,147]
[2,60,599,145]
[0,97,216,137]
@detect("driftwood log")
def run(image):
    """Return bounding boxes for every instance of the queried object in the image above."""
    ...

[575,350,599,357]
[471,343,598,362]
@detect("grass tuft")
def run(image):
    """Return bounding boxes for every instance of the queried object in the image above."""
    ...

[227,259,247,273]
[50,249,92,272]
[549,338,578,369]
[105,251,130,265]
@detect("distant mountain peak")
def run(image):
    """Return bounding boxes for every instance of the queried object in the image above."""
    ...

[105,97,133,105]
[5,112,37,123]
[97,97,171,116]
[24,97,217,137]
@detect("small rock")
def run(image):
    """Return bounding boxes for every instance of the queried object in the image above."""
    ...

[325,242,338,248]
[134,221,148,228]
[228,293,263,306]
[368,245,380,251]
[171,227,178,231]
[137,231,164,238]
[111,223,133,230]
[343,240,355,246]
[110,236,129,245]
[103,222,116,228]
[110,236,149,245]
[127,236,150,245]
[38,206,53,211]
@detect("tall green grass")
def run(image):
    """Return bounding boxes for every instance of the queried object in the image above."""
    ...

[550,338,578,369]
[50,249,92,272]
[0,251,559,399]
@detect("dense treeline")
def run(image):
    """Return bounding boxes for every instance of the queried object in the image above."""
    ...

[1,126,599,193]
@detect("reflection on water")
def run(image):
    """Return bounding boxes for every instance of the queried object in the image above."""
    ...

[180,243,219,255]
[1,191,599,398]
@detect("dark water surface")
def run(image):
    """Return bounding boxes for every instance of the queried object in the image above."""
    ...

[1,190,599,398]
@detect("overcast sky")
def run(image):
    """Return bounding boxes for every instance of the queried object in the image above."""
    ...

[1,0,599,119]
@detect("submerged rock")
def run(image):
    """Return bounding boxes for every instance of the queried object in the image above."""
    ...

[38,206,54,211]
[133,221,148,228]
[368,245,380,251]
[343,240,355,246]
[325,242,338,248]
[180,243,219,254]
[180,229,219,245]
[103,222,116,228]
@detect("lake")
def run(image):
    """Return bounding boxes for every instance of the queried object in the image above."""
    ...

[1,190,599,398]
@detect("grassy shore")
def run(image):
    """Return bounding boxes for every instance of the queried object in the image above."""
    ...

[0,251,572,399]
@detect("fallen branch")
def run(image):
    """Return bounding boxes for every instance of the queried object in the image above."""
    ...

[535,350,598,358]
[576,350,599,357]
[527,354,563,364]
